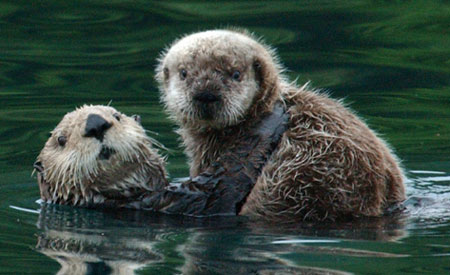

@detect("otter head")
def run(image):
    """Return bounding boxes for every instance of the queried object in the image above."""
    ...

[156,30,283,129]
[34,105,167,206]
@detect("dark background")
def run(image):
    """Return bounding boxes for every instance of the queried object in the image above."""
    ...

[0,1,449,274]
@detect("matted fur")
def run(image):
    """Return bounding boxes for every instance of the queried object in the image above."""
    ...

[35,105,168,206]
[156,29,406,222]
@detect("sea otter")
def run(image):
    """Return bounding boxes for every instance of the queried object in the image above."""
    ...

[155,29,406,221]
[34,105,168,206]
[35,104,288,214]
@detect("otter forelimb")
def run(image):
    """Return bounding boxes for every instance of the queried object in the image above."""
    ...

[126,102,288,216]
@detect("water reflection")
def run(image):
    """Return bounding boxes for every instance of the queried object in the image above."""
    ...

[35,203,410,274]
[1,0,449,273]
[36,205,166,275]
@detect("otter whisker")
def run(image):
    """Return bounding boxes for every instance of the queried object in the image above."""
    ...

[154,29,405,221]
[35,105,168,206]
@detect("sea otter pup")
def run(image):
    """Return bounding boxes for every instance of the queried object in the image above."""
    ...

[34,105,168,206]
[35,104,288,214]
[156,29,406,221]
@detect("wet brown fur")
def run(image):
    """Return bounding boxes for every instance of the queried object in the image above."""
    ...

[35,105,168,206]
[156,29,406,222]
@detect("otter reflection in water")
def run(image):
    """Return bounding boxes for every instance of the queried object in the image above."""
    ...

[35,203,407,275]
[34,104,288,216]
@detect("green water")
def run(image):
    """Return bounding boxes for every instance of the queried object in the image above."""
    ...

[1,0,450,274]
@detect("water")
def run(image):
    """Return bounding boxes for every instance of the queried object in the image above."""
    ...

[1,0,449,274]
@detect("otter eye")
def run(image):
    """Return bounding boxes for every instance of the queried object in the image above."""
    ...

[179,69,187,80]
[232,70,241,81]
[113,113,121,121]
[57,136,67,146]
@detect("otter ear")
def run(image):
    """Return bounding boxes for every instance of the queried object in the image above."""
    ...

[253,60,263,86]
[33,161,44,173]
[34,160,52,200]
[155,62,169,84]
[253,57,277,94]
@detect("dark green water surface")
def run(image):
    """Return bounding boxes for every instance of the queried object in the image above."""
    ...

[1,1,450,274]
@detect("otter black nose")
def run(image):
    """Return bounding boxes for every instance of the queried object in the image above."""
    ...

[193,92,220,103]
[84,114,111,141]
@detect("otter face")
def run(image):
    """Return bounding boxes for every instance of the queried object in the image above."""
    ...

[35,105,167,205]
[156,30,280,129]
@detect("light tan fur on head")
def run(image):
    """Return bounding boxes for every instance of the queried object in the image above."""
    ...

[35,105,168,206]
[156,29,406,222]
[156,29,284,130]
